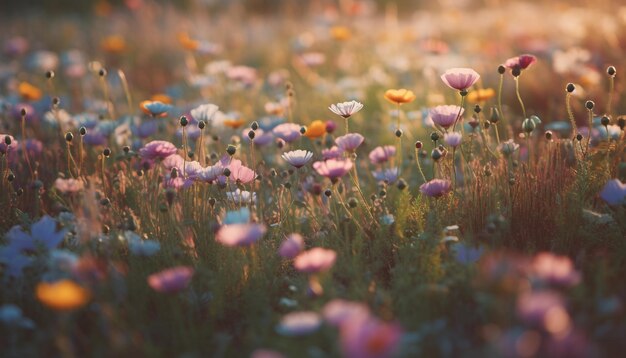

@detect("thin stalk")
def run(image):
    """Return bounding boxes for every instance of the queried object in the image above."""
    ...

[414,148,427,183]
[452,94,466,132]
[514,76,527,119]
[566,92,578,135]
[497,73,505,124]
[608,75,615,117]
[21,115,34,179]
[586,108,593,156]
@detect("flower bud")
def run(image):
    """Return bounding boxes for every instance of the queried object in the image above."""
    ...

[226,144,237,156]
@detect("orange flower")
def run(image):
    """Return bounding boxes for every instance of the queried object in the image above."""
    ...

[304,120,326,139]
[178,33,199,51]
[36,280,91,311]
[224,118,245,129]
[140,100,170,117]
[330,26,351,41]
[466,88,496,103]
[100,35,126,54]
[384,89,416,105]
[18,82,42,101]
[151,93,172,104]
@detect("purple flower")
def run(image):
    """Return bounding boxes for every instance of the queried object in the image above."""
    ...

[12,104,37,124]
[336,133,364,151]
[198,162,226,183]
[273,123,302,143]
[215,223,267,247]
[293,247,337,273]
[0,134,18,155]
[419,179,452,197]
[278,234,305,259]
[139,140,178,160]
[599,179,626,206]
[135,120,158,139]
[368,145,396,164]
[243,128,274,146]
[82,131,108,146]
[444,132,463,148]
[372,168,399,184]
[313,159,353,180]
[282,150,313,168]
[440,68,480,91]
[429,105,463,130]
[322,146,344,160]
[531,252,581,287]
[147,266,194,293]
[323,299,370,327]
[329,100,364,118]
[163,176,194,190]
[516,291,570,334]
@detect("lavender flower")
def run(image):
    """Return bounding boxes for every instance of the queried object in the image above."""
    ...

[440,68,480,91]
[336,133,365,151]
[430,105,464,130]
[140,140,178,160]
[282,150,313,168]
[313,159,353,180]
[444,132,463,148]
[599,179,626,206]
[368,145,396,164]
[273,123,302,143]
[147,266,194,293]
[419,179,452,197]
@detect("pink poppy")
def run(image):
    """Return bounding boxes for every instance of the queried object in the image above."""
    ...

[147,266,194,293]
[293,247,337,273]
[419,179,452,197]
[278,234,305,259]
[368,145,396,164]
[336,133,365,152]
[505,54,537,70]
[440,68,480,91]
[429,105,464,129]
[313,159,353,180]
[215,223,267,247]
[139,140,178,160]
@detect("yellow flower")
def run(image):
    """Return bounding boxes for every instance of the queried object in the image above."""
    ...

[330,26,351,41]
[304,120,326,139]
[224,118,245,129]
[466,88,496,103]
[178,33,199,51]
[384,89,416,105]
[100,35,126,54]
[36,280,91,311]
[18,82,42,101]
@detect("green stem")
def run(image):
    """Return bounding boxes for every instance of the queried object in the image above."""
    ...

[514,76,526,119]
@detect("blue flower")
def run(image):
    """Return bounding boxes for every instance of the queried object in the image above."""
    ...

[224,207,251,225]
[125,231,160,257]
[5,216,68,252]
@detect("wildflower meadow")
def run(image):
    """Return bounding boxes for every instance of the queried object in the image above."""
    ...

[1,0,626,357]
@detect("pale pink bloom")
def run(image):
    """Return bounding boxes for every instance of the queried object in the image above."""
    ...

[293,247,337,273]
[599,179,626,206]
[250,349,286,358]
[335,133,365,151]
[243,128,274,146]
[163,176,194,190]
[516,291,568,329]
[215,223,266,247]
[147,266,194,293]
[273,123,302,143]
[440,68,480,91]
[313,159,353,180]
[139,140,178,160]
[190,103,219,122]
[299,52,326,67]
[368,145,396,164]
[183,161,203,179]
[228,159,256,184]
[429,105,464,129]
[531,252,581,287]
[322,146,344,160]
[323,299,371,327]
[419,179,452,197]
[276,311,322,336]
[162,154,184,171]
[54,178,84,193]
[278,233,305,259]
[372,168,399,184]
[0,134,18,155]
[282,150,313,168]
[226,65,257,85]
[340,316,403,358]
[197,162,226,183]
[443,132,463,148]
[505,54,537,70]
[329,100,364,118]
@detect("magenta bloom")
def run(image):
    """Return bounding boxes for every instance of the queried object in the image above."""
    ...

[273,123,302,143]
[0,134,18,155]
[228,159,256,184]
[429,105,464,130]
[282,150,313,168]
[336,133,365,152]
[505,54,537,70]
[419,179,452,197]
[147,266,194,293]
[599,178,626,206]
[140,140,178,160]
[443,132,463,148]
[440,68,480,91]
[215,223,267,247]
[325,120,337,133]
[368,145,396,164]
[531,252,581,287]
[313,159,353,180]
[293,247,337,273]
[340,316,403,358]
[322,146,344,160]
[278,233,305,259]
[323,299,371,327]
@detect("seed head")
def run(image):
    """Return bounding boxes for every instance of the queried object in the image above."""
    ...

[601,116,610,126]
[198,120,206,130]
[65,132,73,142]
[395,129,403,138]
[566,83,575,93]
[607,66,616,77]
[179,115,188,127]
[415,140,423,149]
[226,144,237,156]
[251,121,259,131]
[497,65,506,74]
[79,127,87,136]
[585,100,594,110]
[103,148,111,157]
[430,132,440,142]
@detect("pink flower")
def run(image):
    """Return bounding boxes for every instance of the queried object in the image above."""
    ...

[228,159,256,184]
[443,132,463,148]
[322,146,344,160]
[276,311,322,336]
[323,299,371,327]
[281,150,313,168]
[335,133,365,151]
[54,178,84,193]
[163,176,194,190]
[226,65,257,85]
[440,68,480,91]
[329,100,364,118]
[313,159,353,180]
[250,349,286,358]
[340,316,403,358]
[531,252,581,287]
[273,123,302,143]
[0,134,18,155]
[215,223,267,247]
[429,105,464,129]
[139,140,178,160]
[197,162,226,183]
[516,291,569,331]
[419,179,452,197]
[147,266,194,293]
[293,247,337,273]
[599,178,626,206]
[505,54,537,70]
[368,145,396,164]
[278,233,305,259]
[325,120,338,133]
